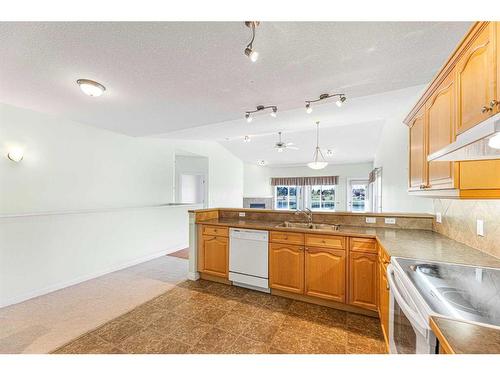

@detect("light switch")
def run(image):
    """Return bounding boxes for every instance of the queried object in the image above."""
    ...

[384,218,396,225]
[365,217,376,224]
[436,212,442,224]
[477,219,484,236]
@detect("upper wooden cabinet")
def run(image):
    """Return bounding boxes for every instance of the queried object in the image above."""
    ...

[405,22,500,199]
[269,242,304,294]
[456,23,496,134]
[409,107,426,190]
[305,247,346,303]
[426,70,456,189]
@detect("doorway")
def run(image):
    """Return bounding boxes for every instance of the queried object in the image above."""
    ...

[178,174,205,204]
[174,153,209,208]
[347,179,369,212]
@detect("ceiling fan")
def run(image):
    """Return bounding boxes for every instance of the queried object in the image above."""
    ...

[274,132,299,152]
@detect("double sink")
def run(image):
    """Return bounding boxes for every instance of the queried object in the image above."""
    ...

[275,221,340,232]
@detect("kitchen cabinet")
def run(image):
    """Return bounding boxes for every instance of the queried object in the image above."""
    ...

[349,251,378,311]
[378,256,390,347]
[305,247,346,302]
[349,237,377,254]
[269,242,304,294]
[409,107,426,190]
[456,22,496,135]
[305,234,345,249]
[404,22,500,198]
[426,71,456,189]
[199,235,228,278]
[270,231,305,245]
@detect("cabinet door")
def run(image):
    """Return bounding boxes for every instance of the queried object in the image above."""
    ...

[378,261,390,344]
[200,235,228,278]
[409,108,426,190]
[349,252,378,311]
[269,243,304,294]
[497,22,500,114]
[305,247,346,302]
[456,22,496,134]
[426,72,455,189]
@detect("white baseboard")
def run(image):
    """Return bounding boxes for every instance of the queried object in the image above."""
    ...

[187,271,200,281]
[0,244,186,308]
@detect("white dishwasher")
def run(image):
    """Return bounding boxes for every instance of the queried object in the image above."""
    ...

[229,228,270,293]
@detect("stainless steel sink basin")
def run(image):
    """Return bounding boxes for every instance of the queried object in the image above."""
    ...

[275,221,340,231]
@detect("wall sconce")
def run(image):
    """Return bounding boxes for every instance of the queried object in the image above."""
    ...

[7,147,24,162]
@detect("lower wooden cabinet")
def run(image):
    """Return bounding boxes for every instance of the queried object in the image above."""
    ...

[349,251,378,311]
[378,260,390,343]
[199,235,228,278]
[269,242,304,294]
[305,247,346,303]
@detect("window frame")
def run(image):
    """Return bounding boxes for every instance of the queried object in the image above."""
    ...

[308,184,336,212]
[274,185,300,211]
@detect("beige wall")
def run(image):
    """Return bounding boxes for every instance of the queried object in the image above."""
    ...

[433,199,500,259]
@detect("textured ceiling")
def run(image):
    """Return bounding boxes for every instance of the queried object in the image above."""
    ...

[0,21,471,138]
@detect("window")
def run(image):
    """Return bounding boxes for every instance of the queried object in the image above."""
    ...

[274,185,300,210]
[309,185,336,211]
[348,179,368,212]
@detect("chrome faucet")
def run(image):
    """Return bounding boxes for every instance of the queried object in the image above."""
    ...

[295,208,313,226]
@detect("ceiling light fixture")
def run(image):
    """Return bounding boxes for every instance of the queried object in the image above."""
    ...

[244,135,251,143]
[257,159,267,166]
[7,147,24,162]
[244,21,260,62]
[76,79,106,97]
[326,149,334,156]
[244,105,278,122]
[305,93,346,113]
[307,121,328,170]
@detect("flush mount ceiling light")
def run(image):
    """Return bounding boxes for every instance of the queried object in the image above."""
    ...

[307,121,328,170]
[244,21,260,62]
[305,93,346,114]
[245,105,278,123]
[257,159,267,166]
[326,149,334,156]
[7,147,24,162]
[76,79,106,97]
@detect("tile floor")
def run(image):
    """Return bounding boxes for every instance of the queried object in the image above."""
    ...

[53,279,387,354]
[0,255,188,354]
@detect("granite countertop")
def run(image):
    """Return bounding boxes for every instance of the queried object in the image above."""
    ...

[198,218,500,268]
[430,316,500,354]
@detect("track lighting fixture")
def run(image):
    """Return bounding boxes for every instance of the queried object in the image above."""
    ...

[244,21,260,62]
[244,105,278,122]
[244,135,251,143]
[305,93,346,113]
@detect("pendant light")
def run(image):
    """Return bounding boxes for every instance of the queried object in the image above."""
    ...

[307,121,328,170]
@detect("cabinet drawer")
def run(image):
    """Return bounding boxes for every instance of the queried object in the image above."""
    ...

[202,225,228,237]
[350,237,377,253]
[305,234,345,249]
[270,231,305,245]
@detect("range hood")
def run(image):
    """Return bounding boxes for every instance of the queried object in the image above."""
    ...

[428,112,500,162]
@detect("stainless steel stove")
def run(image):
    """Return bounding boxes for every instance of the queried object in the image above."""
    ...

[387,257,500,354]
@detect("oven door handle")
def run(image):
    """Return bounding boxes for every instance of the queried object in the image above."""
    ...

[387,264,428,336]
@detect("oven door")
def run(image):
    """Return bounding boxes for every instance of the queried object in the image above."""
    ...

[387,264,436,354]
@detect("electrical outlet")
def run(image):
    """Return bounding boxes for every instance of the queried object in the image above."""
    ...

[384,218,396,225]
[436,212,442,223]
[365,217,376,224]
[477,219,484,236]
[238,212,246,217]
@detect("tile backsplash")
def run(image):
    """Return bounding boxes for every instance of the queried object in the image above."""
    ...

[433,199,500,259]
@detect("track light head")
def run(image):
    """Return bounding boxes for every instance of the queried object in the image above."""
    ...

[305,103,312,114]
[245,47,259,62]
[336,95,346,107]
[245,113,253,123]
[244,21,260,62]
[270,107,277,117]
